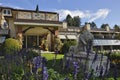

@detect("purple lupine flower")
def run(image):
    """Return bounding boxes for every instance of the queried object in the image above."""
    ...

[99,65,104,78]
[73,62,79,80]
[35,56,41,69]
[88,69,94,79]
[92,52,98,64]
[43,67,49,80]
[99,53,103,71]
[64,59,70,73]
[42,57,47,66]
[65,59,70,69]
[113,64,118,80]
[64,77,69,80]
[71,53,74,60]
[96,65,99,72]
[105,51,111,74]
[84,71,89,80]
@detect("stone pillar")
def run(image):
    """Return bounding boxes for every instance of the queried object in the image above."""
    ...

[37,35,39,46]
[101,46,103,51]
[16,26,23,48]
[26,36,27,48]
[47,32,51,51]
[51,32,54,51]
[110,45,113,50]
[9,20,16,38]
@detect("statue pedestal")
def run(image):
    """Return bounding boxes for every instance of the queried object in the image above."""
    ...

[64,52,110,77]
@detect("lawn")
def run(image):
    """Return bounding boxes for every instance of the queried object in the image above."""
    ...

[41,53,64,60]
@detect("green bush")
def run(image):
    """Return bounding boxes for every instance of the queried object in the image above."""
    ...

[61,40,77,54]
[11,65,24,80]
[3,38,22,55]
[25,49,39,60]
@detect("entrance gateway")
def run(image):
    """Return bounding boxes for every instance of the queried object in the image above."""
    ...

[14,23,61,51]
[0,6,63,51]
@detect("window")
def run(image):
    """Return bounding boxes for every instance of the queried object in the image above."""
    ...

[3,9,7,14]
[8,10,11,14]
[2,9,12,16]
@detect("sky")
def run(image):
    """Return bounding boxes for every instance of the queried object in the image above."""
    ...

[0,0,120,28]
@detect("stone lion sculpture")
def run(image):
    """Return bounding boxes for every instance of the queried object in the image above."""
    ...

[68,26,94,55]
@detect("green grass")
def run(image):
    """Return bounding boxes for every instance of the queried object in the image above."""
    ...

[41,53,64,60]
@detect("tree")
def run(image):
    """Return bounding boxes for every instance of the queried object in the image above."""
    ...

[65,14,81,27]
[66,14,73,26]
[73,16,81,27]
[114,24,120,32]
[90,22,97,28]
[101,24,109,29]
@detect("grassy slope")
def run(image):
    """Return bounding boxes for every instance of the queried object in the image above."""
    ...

[41,53,64,60]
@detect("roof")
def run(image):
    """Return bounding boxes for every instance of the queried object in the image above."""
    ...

[93,39,120,46]
[14,19,62,24]
[0,6,58,14]
[14,19,63,27]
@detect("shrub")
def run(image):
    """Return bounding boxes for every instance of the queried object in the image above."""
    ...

[61,40,77,54]
[25,49,39,60]
[3,38,22,55]
[11,65,24,80]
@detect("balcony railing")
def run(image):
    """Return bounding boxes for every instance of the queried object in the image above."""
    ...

[16,11,59,21]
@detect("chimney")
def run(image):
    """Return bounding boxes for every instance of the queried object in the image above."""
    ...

[62,21,67,29]
[105,25,110,31]
[85,23,91,30]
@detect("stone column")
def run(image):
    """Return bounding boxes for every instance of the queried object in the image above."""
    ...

[8,20,16,38]
[16,26,23,48]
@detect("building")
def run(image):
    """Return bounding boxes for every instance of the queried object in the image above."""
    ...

[0,6,63,51]
[1,6,120,51]
[59,23,120,51]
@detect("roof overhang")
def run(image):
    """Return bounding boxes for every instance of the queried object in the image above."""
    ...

[93,39,120,46]
[14,22,62,27]
[14,19,63,27]
[58,35,66,39]
[67,35,77,39]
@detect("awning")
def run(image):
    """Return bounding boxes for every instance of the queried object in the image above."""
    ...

[93,39,120,46]
[58,35,66,39]
[67,35,77,39]
[0,36,6,43]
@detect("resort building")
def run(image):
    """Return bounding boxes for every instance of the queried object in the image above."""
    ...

[1,6,120,51]
[59,23,120,51]
[0,6,63,51]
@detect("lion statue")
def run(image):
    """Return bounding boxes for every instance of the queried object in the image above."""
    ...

[68,26,94,55]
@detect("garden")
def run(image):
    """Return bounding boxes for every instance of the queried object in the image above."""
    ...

[0,38,120,80]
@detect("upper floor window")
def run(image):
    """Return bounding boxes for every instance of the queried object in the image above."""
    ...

[2,9,12,16]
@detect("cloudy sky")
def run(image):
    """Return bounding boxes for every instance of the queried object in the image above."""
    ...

[0,0,120,28]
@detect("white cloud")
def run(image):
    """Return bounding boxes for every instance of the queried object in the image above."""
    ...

[55,9,110,22]
[88,9,110,22]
